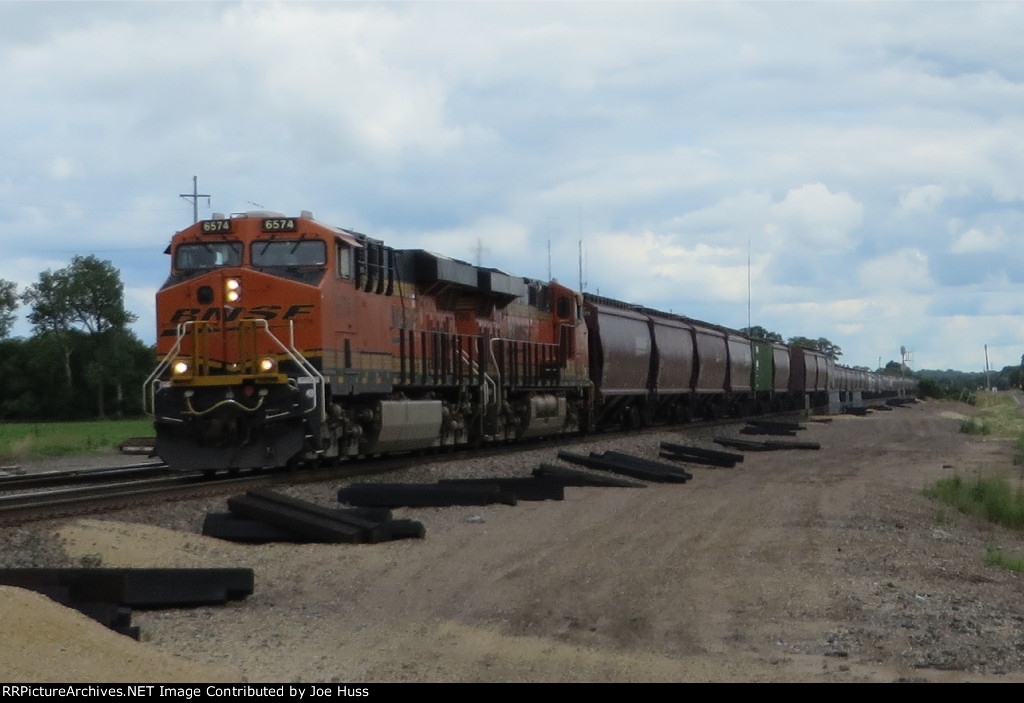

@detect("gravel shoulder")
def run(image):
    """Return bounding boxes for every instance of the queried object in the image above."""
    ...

[4,400,1024,683]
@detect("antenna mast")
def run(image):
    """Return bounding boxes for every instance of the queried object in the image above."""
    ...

[747,237,751,330]
[578,206,586,293]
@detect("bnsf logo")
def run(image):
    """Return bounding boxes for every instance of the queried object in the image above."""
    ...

[161,304,314,336]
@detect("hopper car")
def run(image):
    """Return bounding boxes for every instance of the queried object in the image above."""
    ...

[144,211,915,471]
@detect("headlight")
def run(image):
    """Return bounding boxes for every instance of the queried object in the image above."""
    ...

[172,360,190,375]
[258,357,276,373]
[225,277,241,302]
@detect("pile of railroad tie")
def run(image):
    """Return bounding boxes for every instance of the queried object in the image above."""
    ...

[0,567,253,639]
[203,488,426,544]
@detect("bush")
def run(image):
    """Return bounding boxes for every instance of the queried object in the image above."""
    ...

[960,419,990,435]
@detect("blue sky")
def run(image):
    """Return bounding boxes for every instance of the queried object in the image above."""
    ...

[2,1,1023,372]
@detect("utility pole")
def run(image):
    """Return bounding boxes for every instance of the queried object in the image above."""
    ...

[179,175,210,224]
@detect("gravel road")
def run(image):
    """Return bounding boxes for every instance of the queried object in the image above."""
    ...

[3,399,1024,682]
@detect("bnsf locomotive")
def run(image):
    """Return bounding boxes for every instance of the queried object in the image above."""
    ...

[145,210,914,471]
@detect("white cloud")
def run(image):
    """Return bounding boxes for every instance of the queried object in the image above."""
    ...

[2,1,1024,376]
[858,248,933,291]
[767,184,864,253]
[898,184,949,213]
[408,217,533,266]
[949,225,1008,254]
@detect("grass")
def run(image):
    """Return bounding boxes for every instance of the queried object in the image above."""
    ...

[966,391,1024,439]
[985,546,1024,574]
[923,475,1024,530]
[958,390,1024,462]
[0,419,153,461]
[960,419,991,435]
[929,392,1024,572]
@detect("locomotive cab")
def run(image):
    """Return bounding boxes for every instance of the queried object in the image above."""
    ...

[146,211,344,471]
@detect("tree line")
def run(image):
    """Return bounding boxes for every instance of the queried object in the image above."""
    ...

[740,326,844,361]
[0,256,153,421]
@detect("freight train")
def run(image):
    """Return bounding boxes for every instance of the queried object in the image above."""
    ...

[144,210,915,471]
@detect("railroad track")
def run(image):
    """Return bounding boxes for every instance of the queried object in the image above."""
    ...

[0,461,168,491]
[0,412,815,525]
[0,452,430,525]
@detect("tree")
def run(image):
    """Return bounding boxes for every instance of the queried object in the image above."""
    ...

[741,326,783,343]
[23,255,136,335]
[0,279,16,338]
[20,256,138,417]
[787,336,843,361]
[21,267,77,386]
[880,360,903,375]
[813,337,843,361]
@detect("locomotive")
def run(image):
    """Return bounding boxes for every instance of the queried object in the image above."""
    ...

[144,210,914,471]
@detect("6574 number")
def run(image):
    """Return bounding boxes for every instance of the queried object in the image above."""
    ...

[262,218,297,232]
[201,220,232,233]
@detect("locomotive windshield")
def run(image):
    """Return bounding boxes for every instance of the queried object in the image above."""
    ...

[175,242,243,271]
[252,240,327,268]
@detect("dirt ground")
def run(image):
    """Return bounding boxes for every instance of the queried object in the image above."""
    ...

[4,399,1024,683]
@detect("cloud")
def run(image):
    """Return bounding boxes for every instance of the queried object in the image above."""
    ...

[767,183,864,253]
[2,1,1024,376]
[898,184,950,213]
[858,248,933,291]
[949,225,1008,254]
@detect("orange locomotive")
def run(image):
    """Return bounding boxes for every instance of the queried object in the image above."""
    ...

[145,211,592,470]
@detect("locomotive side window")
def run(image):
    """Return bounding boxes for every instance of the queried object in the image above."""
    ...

[175,242,243,271]
[251,240,327,268]
[557,297,571,319]
[337,242,353,279]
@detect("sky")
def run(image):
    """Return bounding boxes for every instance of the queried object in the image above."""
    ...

[1,0,1023,373]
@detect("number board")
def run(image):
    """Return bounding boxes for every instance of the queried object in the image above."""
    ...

[200,220,233,234]
[262,218,298,232]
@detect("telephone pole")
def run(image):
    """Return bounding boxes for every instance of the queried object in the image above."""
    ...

[179,175,210,224]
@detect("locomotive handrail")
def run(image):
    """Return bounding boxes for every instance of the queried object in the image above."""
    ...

[458,347,496,408]
[141,319,327,426]
[142,320,193,417]
[488,336,562,391]
[258,319,328,425]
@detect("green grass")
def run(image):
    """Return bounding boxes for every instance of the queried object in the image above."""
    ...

[968,391,1024,439]
[960,419,991,435]
[929,392,1024,572]
[0,419,153,461]
[985,546,1024,574]
[924,475,1024,530]
[959,390,1024,462]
